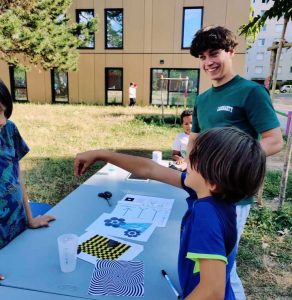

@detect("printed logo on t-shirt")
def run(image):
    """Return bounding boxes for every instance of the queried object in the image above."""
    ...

[217,106,233,113]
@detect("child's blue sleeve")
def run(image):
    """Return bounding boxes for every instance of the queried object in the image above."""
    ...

[12,124,29,160]
[186,202,227,273]
[181,172,197,198]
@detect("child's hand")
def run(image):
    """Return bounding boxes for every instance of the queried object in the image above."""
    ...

[0,274,4,280]
[176,157,185,165]
[74,150,98,176]
[28,215,55,229]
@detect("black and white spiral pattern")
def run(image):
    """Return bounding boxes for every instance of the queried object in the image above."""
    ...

[88,260,144,297]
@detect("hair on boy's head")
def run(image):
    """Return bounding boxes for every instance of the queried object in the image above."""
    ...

[190,26,238,58]
[0,79,13,118]
[130,82,134,86]
[189,127,266,203]
[180,109,193,124]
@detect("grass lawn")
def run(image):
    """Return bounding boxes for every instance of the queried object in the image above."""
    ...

[12,103,292,299]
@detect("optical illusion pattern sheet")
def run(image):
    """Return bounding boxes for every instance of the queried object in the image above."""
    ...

[78,234,130,260]
[88,259,144,297]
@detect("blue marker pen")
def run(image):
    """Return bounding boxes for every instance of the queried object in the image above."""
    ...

[161,269,181,299]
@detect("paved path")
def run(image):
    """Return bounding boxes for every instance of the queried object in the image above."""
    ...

[273,95,292,131]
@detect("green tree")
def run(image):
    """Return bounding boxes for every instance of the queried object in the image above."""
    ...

[0,0,98,71]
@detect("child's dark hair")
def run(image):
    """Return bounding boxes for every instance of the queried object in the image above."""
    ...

[189,127,266,202]
[190,26,238,58]
[0,79,13,118]
[180,109,193,124]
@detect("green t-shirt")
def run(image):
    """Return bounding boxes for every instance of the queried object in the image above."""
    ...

[192,75,280,205]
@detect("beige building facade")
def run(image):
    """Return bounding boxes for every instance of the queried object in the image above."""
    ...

[0,0,249,106]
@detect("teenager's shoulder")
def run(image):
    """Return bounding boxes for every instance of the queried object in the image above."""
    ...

[236,76,269,92]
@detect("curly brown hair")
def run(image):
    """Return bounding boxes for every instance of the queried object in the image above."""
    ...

[190,26,238,58]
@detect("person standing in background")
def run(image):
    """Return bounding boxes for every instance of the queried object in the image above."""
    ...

[129,82,137,106]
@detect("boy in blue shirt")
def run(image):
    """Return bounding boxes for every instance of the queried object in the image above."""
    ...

[74,127,266,299]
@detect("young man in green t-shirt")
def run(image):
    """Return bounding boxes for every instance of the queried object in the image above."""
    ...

[187,26,283,300]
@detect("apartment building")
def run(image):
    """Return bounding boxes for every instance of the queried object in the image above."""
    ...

[0,0,249,105]
[246,0,292,84]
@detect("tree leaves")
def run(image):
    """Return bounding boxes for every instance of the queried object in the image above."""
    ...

[0,0,98,71]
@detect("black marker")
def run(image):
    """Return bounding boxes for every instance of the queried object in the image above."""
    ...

[161,269,181,299]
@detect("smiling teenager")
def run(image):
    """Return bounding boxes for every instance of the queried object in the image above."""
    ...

[187,26,283,300]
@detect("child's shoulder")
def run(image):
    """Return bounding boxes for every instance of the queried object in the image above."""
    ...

[2,120,17,133]
[194,197,235,218]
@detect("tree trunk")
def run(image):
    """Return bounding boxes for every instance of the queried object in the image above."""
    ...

[278,117,292,209]
[270,17,288,101]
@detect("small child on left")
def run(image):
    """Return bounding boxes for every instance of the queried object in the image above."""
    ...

[0,79,55,279]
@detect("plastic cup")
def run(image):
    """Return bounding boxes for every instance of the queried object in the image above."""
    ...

[152,151,162,164]
[57,234,78,273]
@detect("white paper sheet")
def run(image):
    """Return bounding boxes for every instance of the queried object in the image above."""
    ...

[112,194,174,227]
[86,213,157,242]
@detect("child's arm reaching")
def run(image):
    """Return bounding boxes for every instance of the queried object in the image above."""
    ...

[74,150,182,188]
[185,259,226,300]
[19,172,55,228]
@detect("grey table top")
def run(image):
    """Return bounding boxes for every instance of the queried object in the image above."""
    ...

[0,164,188,299]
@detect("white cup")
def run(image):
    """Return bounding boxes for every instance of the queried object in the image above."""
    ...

[152,151,162,164]
[57,234,78,273]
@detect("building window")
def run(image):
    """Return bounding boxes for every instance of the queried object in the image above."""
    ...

[255,66,263,74]
[275,24,283,33]
[261,24,267,32]
[182,7,203,49]
[260,10,266,16]
[9,66,28,101]
[51,69,69,103]
[105,9,123,49]
[105,68,123,104]
[150,69,199,106]
[76,9,95,49]
[290,66,292,73]
[256,52,264,60]
[258,38,265,46]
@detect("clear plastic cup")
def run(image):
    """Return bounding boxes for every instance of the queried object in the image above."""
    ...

[152,151,162,164]
[57,234,78,273]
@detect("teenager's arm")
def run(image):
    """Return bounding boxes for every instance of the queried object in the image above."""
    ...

[74,150,182,188]
[260,127,283,156]
[186,132,199,158]
[185,259,226,300]
[19,171,55,228]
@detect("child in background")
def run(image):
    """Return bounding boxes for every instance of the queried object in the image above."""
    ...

[74,127,266,299]
[171,109,192,170]
[0,80,55,278]
[129,82,137,106]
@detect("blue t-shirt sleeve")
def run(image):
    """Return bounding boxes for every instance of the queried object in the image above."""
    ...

[180,172,197,198]
[12,123,29,160]
[245,86,280,133]
[186,202,227,272]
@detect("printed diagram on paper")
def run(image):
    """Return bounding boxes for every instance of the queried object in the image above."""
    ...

[111,194,174,227]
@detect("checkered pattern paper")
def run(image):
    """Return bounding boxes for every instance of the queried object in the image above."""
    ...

[77,231,143,264]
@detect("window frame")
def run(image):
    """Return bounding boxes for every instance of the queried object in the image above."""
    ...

[76,9,95,49]
[150,68,200,106]
[181,7,203,49]
[105,67,123,105]
[9,66,28,102]
[105,8,124,49]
